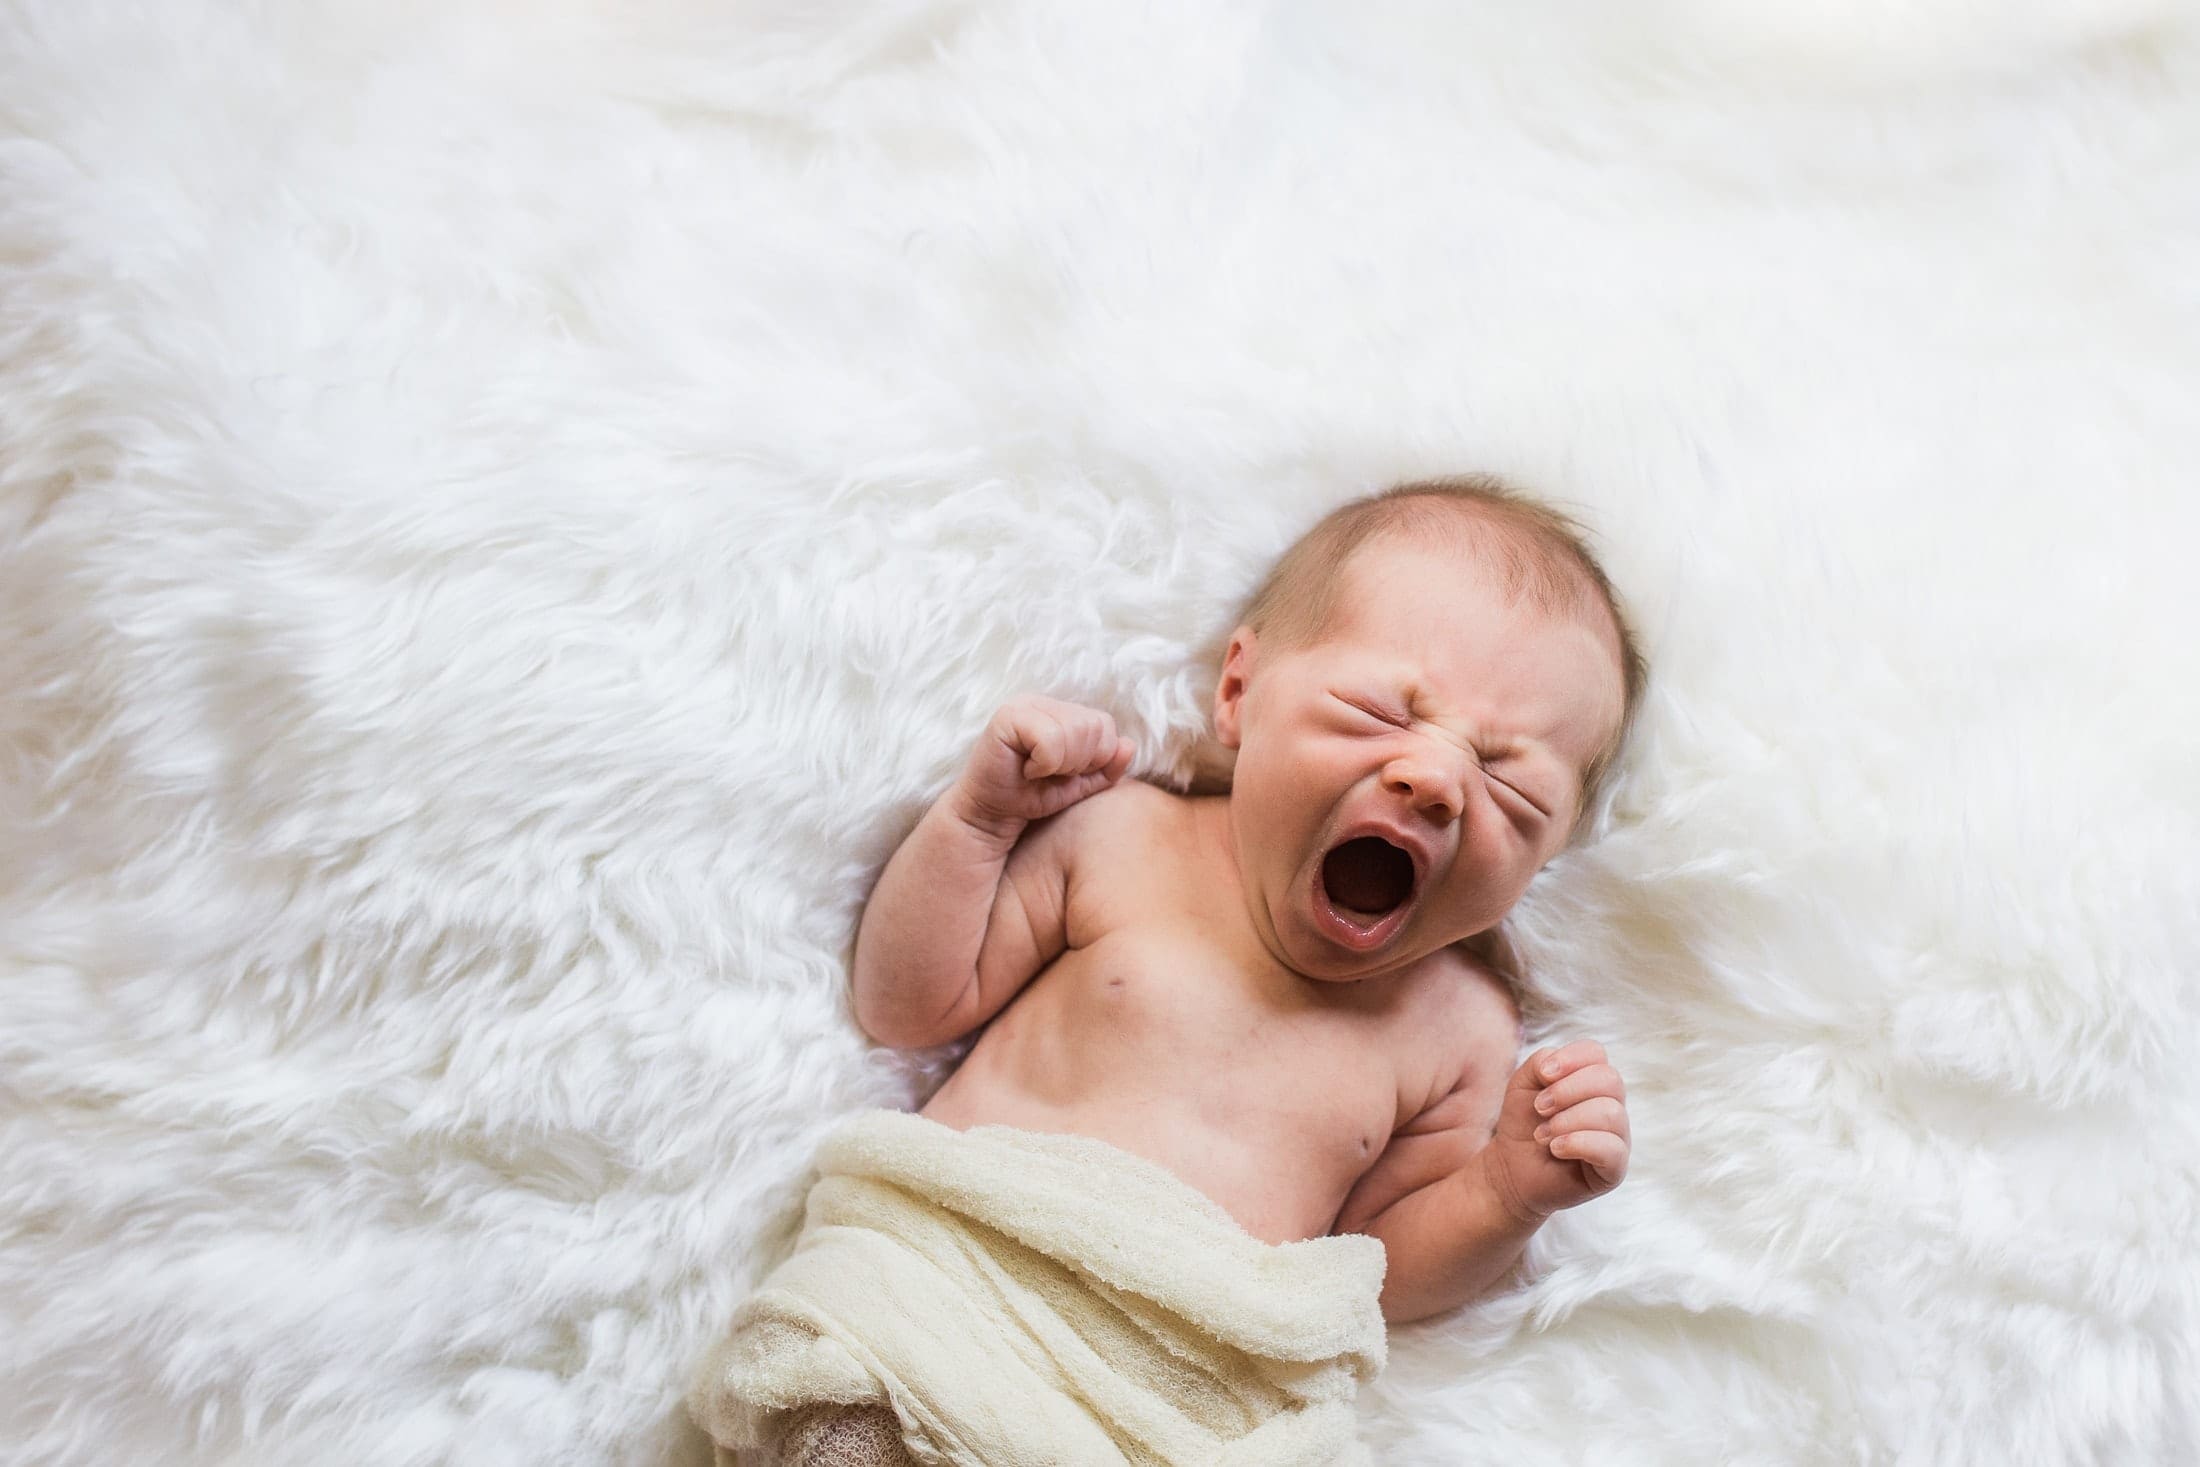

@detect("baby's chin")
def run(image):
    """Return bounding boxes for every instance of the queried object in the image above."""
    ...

[1271,895,1428,983]
[1274,873,1504,982]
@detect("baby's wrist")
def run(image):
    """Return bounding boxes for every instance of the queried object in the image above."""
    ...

[943,780,1028,848]
[1474,1146,1551,1231]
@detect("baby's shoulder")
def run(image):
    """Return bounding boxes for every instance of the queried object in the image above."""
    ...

[1035,777,1194,889]
[1049,774,1184,841]
[1369,945,1523,1128]
[1401,943,1522,1066]
[1421,939,1519,1011]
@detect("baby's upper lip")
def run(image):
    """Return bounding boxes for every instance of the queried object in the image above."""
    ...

[1328,814,1436,893]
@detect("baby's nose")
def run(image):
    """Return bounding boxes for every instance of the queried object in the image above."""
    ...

[1383,755,1463,823]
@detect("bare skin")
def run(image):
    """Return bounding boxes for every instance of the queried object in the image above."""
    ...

[854,538,1634,1324]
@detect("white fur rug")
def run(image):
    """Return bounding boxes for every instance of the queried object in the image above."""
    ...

[4,3,2197,1464]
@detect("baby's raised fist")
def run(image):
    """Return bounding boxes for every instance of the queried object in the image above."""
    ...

[1480,1039,1631,1224]
[955,695,1135,831]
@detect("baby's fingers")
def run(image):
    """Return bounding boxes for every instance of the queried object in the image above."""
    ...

[1531,1039,1608,1086]
[1044,767,1122,809]
[1532,1096,1628,1146]
[1013,710,1071,778]
[1101,736,1134,782]
[1532,1062,1625,1119]
[1025,713,1118,779]
[1547,1128,1628,1190]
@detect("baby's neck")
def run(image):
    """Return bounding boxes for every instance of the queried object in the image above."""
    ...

[1175,789,1314,988]
[1180,790,1241,905]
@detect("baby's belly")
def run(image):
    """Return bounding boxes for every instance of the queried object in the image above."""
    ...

[918,958,1398,1245]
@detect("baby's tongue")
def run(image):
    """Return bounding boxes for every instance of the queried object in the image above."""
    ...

[1322,837,1412,916]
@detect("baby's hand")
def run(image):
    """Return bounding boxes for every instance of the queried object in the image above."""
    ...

[1481,1040,1630,1224]
[954,695,1135,832]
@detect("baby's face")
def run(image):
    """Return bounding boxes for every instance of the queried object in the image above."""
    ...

[1214,539,1623,982]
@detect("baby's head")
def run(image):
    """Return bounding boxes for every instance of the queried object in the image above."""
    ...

[1212,476,1645,981]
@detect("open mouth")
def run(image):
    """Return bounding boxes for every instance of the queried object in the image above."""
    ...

[1313,836,1418,951]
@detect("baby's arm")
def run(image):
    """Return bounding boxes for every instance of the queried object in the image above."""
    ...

[1340,1006,1631,1321]
[852,696,1132,1049]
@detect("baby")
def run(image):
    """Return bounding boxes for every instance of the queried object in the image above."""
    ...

[698,477,1645,1467]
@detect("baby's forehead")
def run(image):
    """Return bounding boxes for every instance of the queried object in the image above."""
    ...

[1319,544,1626,727]
[1330,533,1593,642]
[1348,515,1554,593]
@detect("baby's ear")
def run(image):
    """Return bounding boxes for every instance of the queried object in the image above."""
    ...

[1212,627,1257,749]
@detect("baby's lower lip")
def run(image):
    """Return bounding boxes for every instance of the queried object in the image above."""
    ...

[1309,868,1410,953]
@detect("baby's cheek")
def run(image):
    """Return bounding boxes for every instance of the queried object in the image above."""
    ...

[1463,830,1539,923]
[1234,755,1318,851]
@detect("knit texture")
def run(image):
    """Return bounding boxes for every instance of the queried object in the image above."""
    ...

[692,1113,1387,1466]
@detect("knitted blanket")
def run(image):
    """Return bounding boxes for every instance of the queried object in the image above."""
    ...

[692,1113,1387,1466]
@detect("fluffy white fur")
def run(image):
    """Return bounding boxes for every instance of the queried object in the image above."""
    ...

[3,3,2196,1464]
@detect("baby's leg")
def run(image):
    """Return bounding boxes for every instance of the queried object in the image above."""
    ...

[769,1403,914,1467]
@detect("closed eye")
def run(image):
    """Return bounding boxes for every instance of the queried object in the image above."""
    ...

[1334,694,1548,818]
[1484,766,1549,820]
[1335,694,1408,728]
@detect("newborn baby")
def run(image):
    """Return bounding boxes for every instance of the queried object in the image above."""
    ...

[698,477,1645,1467]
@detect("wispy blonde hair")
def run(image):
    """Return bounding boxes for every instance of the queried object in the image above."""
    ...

[1240,474,1647,811]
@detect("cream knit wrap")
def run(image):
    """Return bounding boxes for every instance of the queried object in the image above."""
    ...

[690,1111,1388,1466]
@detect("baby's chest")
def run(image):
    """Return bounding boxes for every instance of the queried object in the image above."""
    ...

[1040,931,1414,1113]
